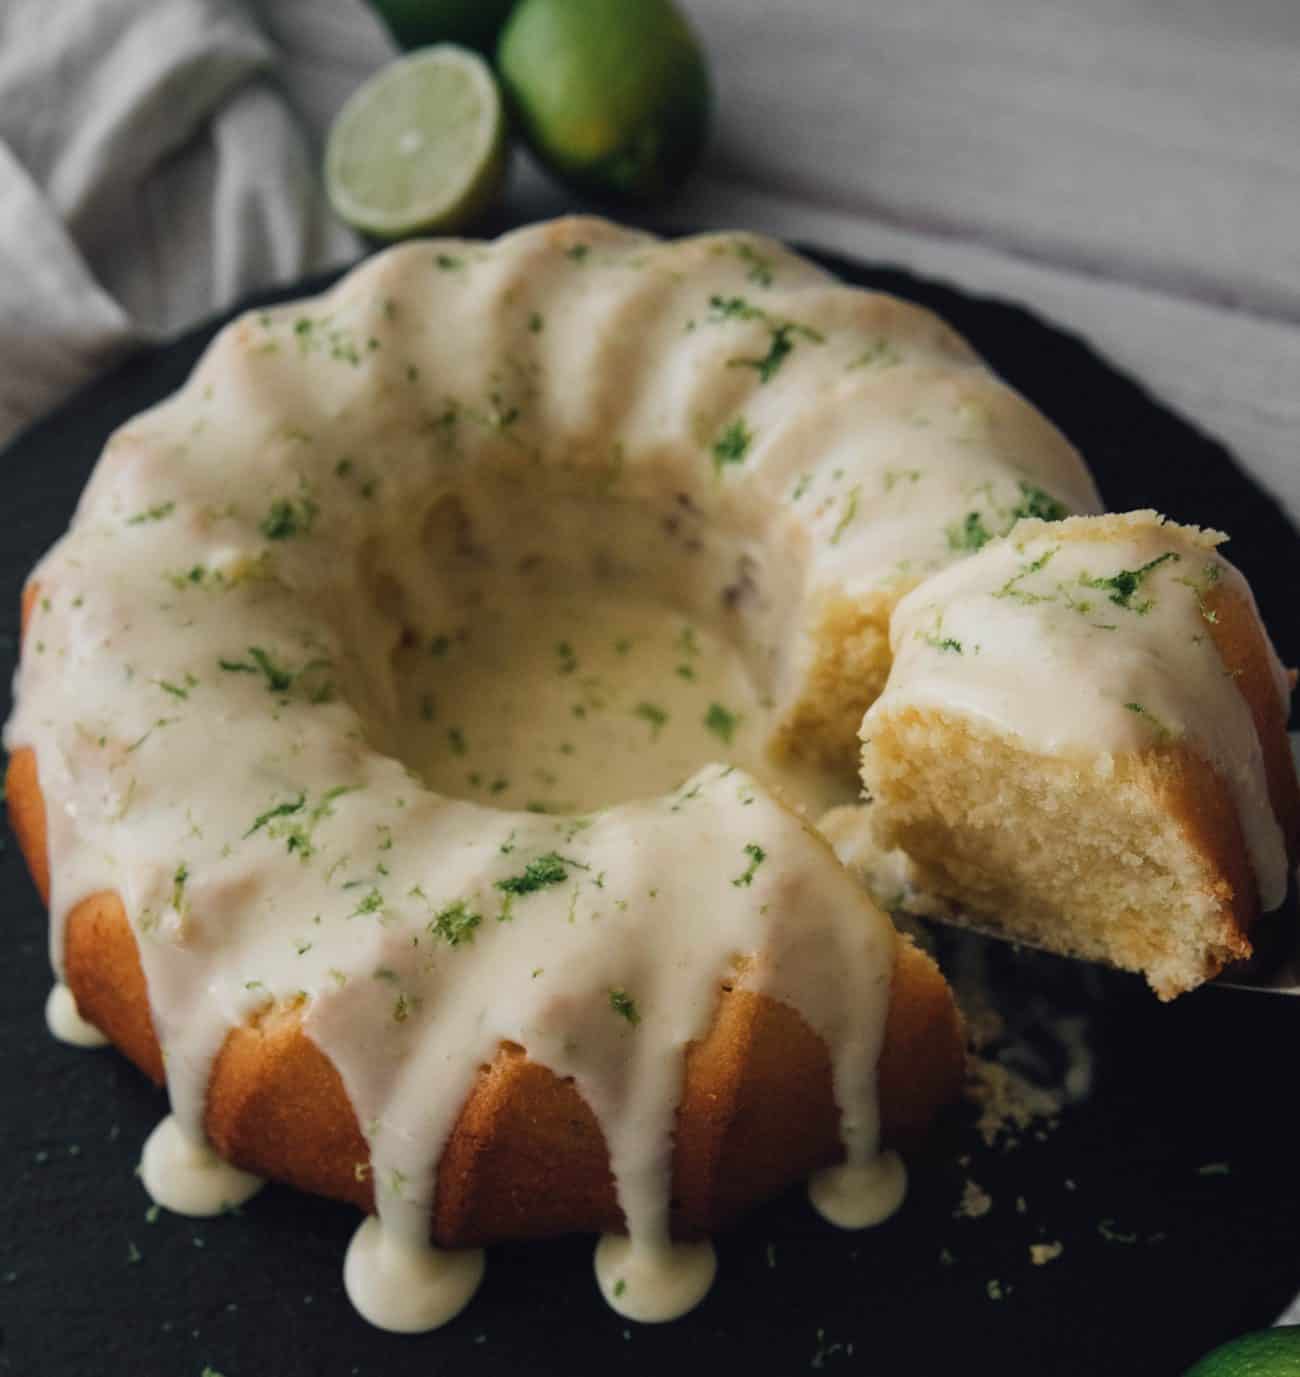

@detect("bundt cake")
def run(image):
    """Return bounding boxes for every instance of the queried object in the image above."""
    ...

[858,511,1300,999]
[11,216,1296,1332]
[10,215,1126,1328]
[11,216,1295,1331]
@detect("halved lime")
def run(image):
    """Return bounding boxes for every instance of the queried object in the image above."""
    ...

[1183,1327,1300,1377]
[325,46,507,239]
[497,0,711,204]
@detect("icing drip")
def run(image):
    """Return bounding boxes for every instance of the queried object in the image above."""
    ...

[140,1115,264,1217]
[344,1216,484,1333]
[594,1234,718,1323]
[809,1151,907,1229]
[45,981,109,1047]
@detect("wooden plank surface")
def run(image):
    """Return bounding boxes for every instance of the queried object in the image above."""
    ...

[689,0,1300,320]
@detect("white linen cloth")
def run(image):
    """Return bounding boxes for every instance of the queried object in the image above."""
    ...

[0,0,396,444]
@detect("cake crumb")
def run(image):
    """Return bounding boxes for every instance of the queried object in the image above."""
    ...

[954,1178,993,1219]
[966,1058,1062,1149]
[1030,1241,1064,1266]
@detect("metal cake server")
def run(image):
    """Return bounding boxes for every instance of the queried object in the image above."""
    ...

[911,894,1300,996]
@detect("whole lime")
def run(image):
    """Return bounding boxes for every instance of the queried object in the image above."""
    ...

[1184,1327,1300,1377]
[370,0,517,54]
[497,0,711,204]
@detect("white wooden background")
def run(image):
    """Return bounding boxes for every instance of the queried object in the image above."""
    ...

[509,0,1300,529]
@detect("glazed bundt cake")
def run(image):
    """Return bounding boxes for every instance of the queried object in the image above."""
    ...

[10,215,1109,1328]
[14,218,1289,1332]
[859,512,1300,999]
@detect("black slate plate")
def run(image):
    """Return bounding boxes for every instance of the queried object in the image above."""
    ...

[2,235,1297,1377]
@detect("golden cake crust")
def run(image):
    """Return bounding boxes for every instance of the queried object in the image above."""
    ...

[1202,580,1300,857]
[7,735,964,1246]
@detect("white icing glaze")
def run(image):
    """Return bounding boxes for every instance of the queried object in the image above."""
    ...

[3,218,1102,1324]
[818,804,954,919]
[140,1114,264,1217]
[45,981,109,1047]
[869,513,1291,909]
[344,1216,484,1333]
[808,1149,907,1229]
[594,1233,717,1323]
[302,766,895,1257]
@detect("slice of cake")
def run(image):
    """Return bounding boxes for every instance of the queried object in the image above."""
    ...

[860,511,1299,999]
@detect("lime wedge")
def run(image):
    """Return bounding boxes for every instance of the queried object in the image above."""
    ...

[325,46,507,239]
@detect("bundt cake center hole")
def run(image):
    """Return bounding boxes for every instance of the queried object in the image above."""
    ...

[361,481,842,816]
[386,576,790,814]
